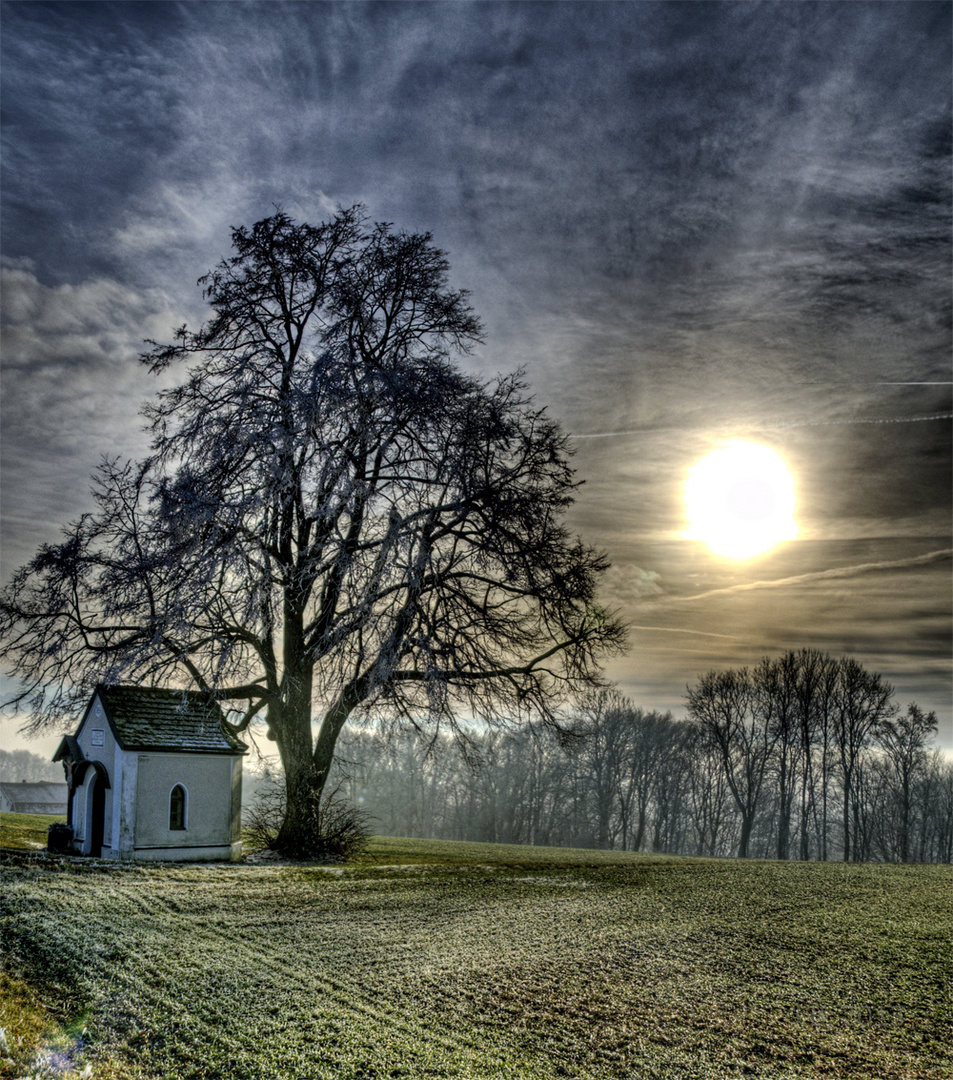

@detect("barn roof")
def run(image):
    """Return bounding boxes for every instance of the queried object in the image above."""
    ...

[0,781,68,808]
[89,685,248,755]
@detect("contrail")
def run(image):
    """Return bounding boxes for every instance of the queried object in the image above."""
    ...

[667,549,952,604]
[626,624,741,641]
[773,413,953,430]
[571,412,952,439]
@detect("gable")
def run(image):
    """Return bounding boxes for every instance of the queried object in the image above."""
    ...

[73,694,117,762]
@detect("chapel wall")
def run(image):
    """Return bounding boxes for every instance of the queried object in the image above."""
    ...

[134,752,234,848]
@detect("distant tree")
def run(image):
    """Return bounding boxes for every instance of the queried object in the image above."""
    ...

[268,667,948,864]
[789,648,839,861]
[606,705,678,853]
[925,755,953,863]
[0,748,62,784]
[687,668,776,858]
[648,729,693,855]
[501,727,573,848]
[755,653,801,860]
[875,703,938,863]
[469,729,544,845]
[832,659,895,862]
[684,722,734,857]
[570,688,631,849]
[0,208,624,856]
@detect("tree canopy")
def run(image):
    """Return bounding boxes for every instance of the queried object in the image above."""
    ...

[1,207,625,853]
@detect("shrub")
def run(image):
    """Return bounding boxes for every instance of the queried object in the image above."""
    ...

[244,781,370,861]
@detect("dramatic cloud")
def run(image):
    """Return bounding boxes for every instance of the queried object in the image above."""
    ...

[0,261,183,562]
[1,1,949,746]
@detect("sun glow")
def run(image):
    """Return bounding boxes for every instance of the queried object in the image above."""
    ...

[684,441,798,559]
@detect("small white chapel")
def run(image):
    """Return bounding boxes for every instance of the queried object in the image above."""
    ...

[53,684,247,861]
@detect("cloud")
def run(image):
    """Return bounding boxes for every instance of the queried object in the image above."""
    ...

[1,262,181,365]
[0,264,184,569]
[570,409,953,440]
[597,563,665,611]
[626,625,740,642]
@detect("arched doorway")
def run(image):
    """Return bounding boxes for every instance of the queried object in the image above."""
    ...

[89,776,106,857]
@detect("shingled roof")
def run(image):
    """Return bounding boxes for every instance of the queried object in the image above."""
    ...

[91,685,247,754]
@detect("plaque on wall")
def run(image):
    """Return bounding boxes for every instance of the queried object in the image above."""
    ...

[91,729,105,747]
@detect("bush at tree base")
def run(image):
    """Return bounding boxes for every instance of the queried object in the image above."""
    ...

[245,782,370,861]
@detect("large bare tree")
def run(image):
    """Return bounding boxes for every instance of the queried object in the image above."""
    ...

[0,208,625,854]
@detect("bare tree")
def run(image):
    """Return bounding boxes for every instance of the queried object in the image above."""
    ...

[789,649,839,861]
[570,689,632,849]
[832,659,895,862]
[687,668,776,858]
[924,754,953,864]
[684,722,734,856]
[755,654,801,860]
[290,673,949,863]
[0,209,624,855]
[875,703,938,863]
[619,709,681,852]
[649,730,693,855]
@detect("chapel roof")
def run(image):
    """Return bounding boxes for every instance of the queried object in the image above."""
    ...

[87,684,247,755]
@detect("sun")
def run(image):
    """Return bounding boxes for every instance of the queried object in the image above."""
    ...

[684,441,797,559]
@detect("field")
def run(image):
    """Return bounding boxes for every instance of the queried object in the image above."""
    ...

[0,812,66,853]
[0,817,950,1080]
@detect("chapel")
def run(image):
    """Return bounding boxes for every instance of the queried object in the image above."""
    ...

[53,684,246,861]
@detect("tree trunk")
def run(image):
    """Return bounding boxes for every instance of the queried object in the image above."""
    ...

[271,650,349,854]
[738,813,753,859]
[899,772,911,864]
[275,758,325,855]
[633,795,648,851]
[842,780,852,862]
[777,754,791,860]
[821,748,830,861]
[268,677,316,849]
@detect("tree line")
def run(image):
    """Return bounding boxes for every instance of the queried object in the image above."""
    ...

[262,649,949,863]
[0,749,63,785]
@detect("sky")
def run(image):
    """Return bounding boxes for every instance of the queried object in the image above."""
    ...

[1,0,951,758]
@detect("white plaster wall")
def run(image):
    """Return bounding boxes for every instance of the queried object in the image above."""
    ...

[115,750,138,856]
[78,774,95,854]
[134,753,236,850]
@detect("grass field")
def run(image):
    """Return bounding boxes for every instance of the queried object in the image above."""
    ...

[0,815,949,1080]
[0,811,66,852]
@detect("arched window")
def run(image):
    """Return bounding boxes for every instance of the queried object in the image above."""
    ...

[169,784,187,831]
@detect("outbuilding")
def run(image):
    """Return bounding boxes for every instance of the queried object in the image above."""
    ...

[53,685,247,861]
[0,780,69,816]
